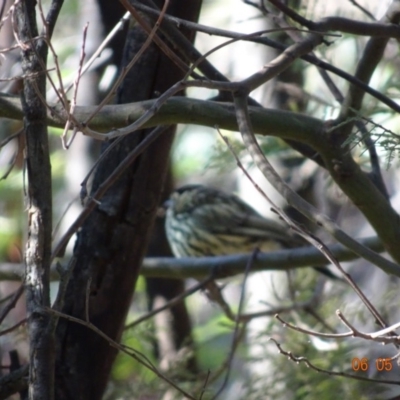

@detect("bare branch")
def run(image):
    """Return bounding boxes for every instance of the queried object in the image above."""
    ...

[270,338,400,385]
[0,285,24,324]
[0,236,394,282]
[14,0,57,397]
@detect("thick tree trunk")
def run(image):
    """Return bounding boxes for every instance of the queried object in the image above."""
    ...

[54,1,202,399]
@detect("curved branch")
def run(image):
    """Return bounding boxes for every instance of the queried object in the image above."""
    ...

[234,93,400,267]
[0,94,324,140]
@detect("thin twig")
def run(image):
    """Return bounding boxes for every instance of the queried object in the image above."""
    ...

[0,319,27,337]
[0,285,24,325]
[270,338,400,385]
[52,125,171,259]
[62,23,89,149]
[348,0,376,20]
[212,248,258,400]
[276,310,400,345]
[125,275,214,330]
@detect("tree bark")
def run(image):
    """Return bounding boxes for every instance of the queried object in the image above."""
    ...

[15,1,61,398]
[54,1,202,399]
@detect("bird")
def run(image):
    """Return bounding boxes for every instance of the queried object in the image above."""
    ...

[164,184,309,258]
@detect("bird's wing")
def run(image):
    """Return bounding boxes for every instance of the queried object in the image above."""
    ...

[234,214,302,245]
[190,198,301,246]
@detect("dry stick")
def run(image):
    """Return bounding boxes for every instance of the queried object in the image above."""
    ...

[212,249,258,400]
[79,135,127,200]
[243,33,324,92]
[0,42,20,53]
[274,314,352,339]
[62,22,89,149]
[204,323,247,390]
[241,281,328,327]
[0,145,19,180]
[140,0,338,82]
[201,325,247,391]
[0,0,11,30]
[37,0,69,108]
[13,8,81,137]
[270,338,400,385]
[0,128,23,149]
[238,298,325,322]
[204,281,235,321]
[348,0,376,20]
[45,307,197,400]
[337,311,399,344]
[275,312,400,345]
[267,0,315,29]
[20,0,79,146]
[0,285,24,325]
[199,371,211,400]
[187,254,259,395]
[124,275,214,330]
[233,94,393,333]
[0,318,27,337]
[51,124,171,259]
[52,196,79,240]
[10,1,29,51]
[370,321,400,339]
[39,0,63,40]
[0,291,19,305]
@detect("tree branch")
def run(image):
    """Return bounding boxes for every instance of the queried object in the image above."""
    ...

[339,0,400,136]
[14,0,59,398]
[0,236,395,281]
